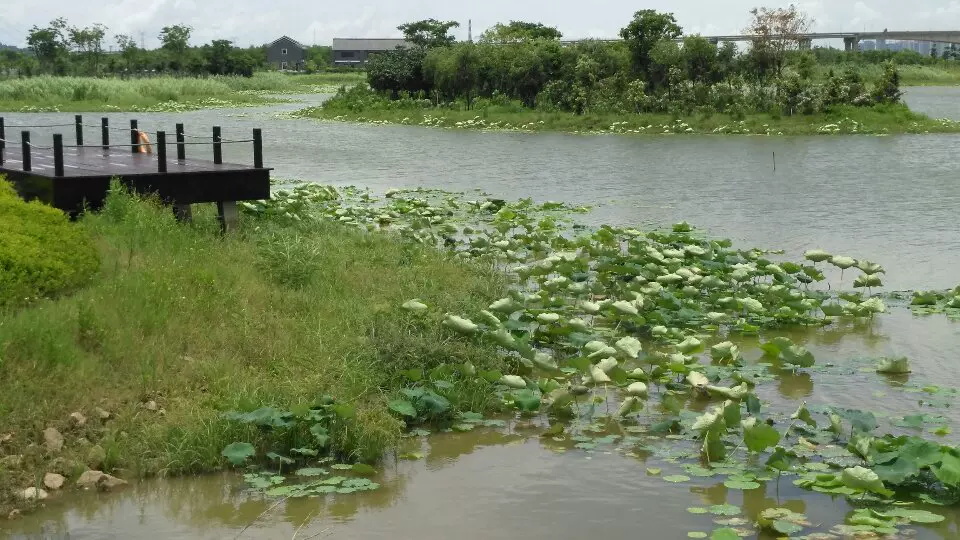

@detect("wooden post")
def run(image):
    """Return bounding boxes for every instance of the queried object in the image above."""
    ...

[217,201,239,233]
[176,123,185,160]
[157,131,167,173]
[213,126,222,164]
[101,117,109,150]
[53,134,64,177]
[130,119,138,154]
[21,131,31,172]
[0,117,5,165]
[253,128,263,168]
[74,115,83,146]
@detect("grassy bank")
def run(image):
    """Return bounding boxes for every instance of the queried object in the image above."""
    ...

[0,72,364,112]
[297,101,960,136]
[0,186,506,516]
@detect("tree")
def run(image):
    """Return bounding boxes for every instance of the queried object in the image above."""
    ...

[796,51,815,79]
[480,21,562,43]
[367,47,430,96]
[745,5,813,77]
[115,34,139,72]
[206,39,233,75]
[619,10,683,80]
[69,23,107,75]
[648,40,682,91]
[159,24,192,71]
[931,44,938,58]
[682,35,718,83]
[26,18,69,74]
[872,61,902,104]
[425,42,481,107]
[398,19,459,49]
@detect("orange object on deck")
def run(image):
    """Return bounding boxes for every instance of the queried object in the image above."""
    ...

[137,131,153,154]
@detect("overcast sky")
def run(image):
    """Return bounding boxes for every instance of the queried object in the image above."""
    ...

[2,0,959,48]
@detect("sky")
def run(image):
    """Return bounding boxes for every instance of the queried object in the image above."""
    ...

[1,0,959,49]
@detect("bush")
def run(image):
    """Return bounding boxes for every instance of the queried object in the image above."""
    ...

[0,177,99,307]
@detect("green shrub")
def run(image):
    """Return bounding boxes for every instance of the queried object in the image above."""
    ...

[0,177,99,307]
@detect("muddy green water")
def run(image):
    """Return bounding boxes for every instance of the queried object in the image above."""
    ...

[2,89,960,539]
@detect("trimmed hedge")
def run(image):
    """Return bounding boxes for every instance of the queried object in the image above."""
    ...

[0,177,99,307]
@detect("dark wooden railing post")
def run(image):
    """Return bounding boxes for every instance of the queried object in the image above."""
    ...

[253,128,263,168]
[157,131,167,173]
[53,134,64,177]
[130,119,139,154]
[21,131,31,172]
[175,123,185,160]
[74,115,83,146]
[101,117,109,150]
[0,117,5,165]
[213,126,222,164]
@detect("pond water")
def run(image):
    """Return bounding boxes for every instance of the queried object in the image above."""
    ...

[2,87,960,539]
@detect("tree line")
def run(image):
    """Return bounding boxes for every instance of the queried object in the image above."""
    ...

[361,8,946,117]
[0,18,339,77]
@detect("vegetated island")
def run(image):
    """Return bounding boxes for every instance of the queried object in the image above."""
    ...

[297,11,960,136]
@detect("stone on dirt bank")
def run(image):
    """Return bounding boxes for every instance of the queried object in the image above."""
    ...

[20,487,48,501]
[144,400,158,411]
[87,444,106,468]
[69,412,87,427]
[43,427,64,452]
[0,432,12,443]
[76,470,128,491]
[44,472,65,490]
[94,407,111,421]
[7,509,21,520]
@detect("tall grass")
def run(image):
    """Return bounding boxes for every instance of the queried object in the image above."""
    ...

[814,63,960,86]
[0,187,505,514]
[0,76,240,103]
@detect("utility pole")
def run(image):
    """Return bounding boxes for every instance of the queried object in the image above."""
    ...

[140,31,145,50]
[468,19,472,42]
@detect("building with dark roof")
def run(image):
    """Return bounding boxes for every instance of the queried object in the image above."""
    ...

[332,38,409,66]
[266,36,307,71]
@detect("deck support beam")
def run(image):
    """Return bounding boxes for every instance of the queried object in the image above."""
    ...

[217,201,239,233]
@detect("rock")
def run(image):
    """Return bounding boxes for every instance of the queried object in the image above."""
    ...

[144,401,158,412]
[48,457,79,476]
[94,407,111,421]
[69,412,87,427]
[43,427,64,452]
[98,474,128,491]
[0,432,12,444]
[76,437,91,447]
[76,470,127,491]
[76,470,105,488]
[158,408,167,416]
[7,509,21,520]
[0,455,23,468]
[20,487,48,501]
[44,472,65,490]
[87,445,106,469]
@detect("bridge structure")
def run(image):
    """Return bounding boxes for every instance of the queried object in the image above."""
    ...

[562,30,960,51]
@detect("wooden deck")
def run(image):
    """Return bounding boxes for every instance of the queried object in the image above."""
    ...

[0,118,271,222]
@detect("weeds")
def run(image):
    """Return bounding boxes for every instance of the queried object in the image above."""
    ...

[0,184,506,515]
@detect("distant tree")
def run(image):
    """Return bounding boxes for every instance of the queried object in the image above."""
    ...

[398,19,460,49]
[931,43,938,58]
[158,24,192,71]
[206,39,233,75]
[114,34,139,72]
[681,35,718,83]
[26,18,69,74]
[367,46,430,96]
[480,21,562,43]
[872,61,902,104]
[619,10,683,80]
[647,39,682,91]
[305,45,332,71]
[715,41,739,79]
[425,42,482,107]
[744,4,813,77]
[796,51,815,79]
[68,23,107,74]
